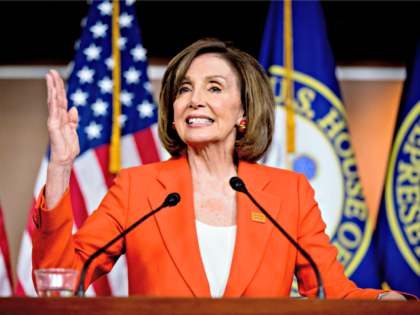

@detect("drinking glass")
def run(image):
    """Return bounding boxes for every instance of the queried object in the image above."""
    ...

[34,268,78,297]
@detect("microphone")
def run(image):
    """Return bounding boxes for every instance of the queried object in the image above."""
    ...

[229,177,325,299]
[76,192,181,297]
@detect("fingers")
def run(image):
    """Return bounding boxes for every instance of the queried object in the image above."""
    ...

[47,81,61,128]
[68,106,79,129]
[379,291,407,301]
[45,73,55,111]
[50,69,68,111]
[51,69,65,98]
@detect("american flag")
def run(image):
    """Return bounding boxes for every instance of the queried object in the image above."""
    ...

[0,201,13,296]
[15,0,166,296]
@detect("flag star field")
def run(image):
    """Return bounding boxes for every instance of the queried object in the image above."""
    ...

[67,0,157,156]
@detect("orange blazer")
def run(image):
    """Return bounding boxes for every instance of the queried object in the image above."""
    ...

[32,155,383,298]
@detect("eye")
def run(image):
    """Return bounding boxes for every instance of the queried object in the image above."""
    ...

[209,86,221,93]
[179,86,191,94]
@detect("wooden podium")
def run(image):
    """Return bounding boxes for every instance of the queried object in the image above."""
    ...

[1,297,419,315]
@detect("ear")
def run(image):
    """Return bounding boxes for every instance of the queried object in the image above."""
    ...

[236,102,246,124]
[236,115,245,126]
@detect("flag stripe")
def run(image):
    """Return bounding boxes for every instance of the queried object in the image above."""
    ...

[133,127,160,164]
[34,157,48,198]
[85,283,96,297]
[94,144,117,189]
[106,255,128,297]
[92,275,112,296]
[14,279,26,296]
[70,170,89,229]
[151,123,171,162]
[0,251,12,296]
[73,150,108,216]
[121,134,142,168]
[0,205,12,293]
[17,231,37,296]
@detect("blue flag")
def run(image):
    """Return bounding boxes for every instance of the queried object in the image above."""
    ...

[259,0,377,296]
[373,36,420,298]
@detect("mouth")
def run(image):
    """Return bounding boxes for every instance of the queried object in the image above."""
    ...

[186,117,214,124]
[185,115,215,126]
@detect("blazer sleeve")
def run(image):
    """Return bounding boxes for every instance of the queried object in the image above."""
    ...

[294,173,384,299]
[32,168,130,292]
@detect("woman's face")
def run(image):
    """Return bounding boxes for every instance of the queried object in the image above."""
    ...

[173,54,244,150]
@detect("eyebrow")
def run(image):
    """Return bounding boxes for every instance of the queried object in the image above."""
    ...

[183,75,227,82]
[205,75,227,81]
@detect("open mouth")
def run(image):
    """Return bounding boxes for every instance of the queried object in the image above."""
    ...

[186,117,214,124]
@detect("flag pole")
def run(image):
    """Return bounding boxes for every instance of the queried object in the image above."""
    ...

[284,0,295,169]
[110,0,122,174]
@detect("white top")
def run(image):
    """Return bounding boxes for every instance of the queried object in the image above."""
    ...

[195,220,237,298]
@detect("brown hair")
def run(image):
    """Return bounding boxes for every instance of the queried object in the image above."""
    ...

[158,38,275,163]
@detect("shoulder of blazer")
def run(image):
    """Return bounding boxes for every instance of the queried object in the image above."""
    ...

[241,163,314,209]
[246,163,302,187]
[123,157,179,179]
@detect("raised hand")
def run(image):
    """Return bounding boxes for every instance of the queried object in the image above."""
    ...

[45,70,80,209]
[46,70,80,166]
[379,291,407,301]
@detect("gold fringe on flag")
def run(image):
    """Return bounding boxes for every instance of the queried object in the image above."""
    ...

[110,0,122,174]
[381,282,391,291]
[284,0,295,154]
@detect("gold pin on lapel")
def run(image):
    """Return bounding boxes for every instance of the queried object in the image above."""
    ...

[251,212,266,223]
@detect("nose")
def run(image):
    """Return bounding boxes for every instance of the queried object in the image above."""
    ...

[189,88,205,109]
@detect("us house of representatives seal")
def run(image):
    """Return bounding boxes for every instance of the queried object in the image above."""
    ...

[385,100,420,277]
[261,66,373,282]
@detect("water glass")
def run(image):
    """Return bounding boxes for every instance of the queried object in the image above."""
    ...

[34,268,78,297]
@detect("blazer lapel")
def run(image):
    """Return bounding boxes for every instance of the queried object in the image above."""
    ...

[148,156,211,297]
[223,161,282,297]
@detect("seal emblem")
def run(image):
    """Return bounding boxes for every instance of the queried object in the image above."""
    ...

[262,66,373,279]
[385,100,420,276]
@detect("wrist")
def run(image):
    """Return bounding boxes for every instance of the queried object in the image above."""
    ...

[45,163,72,210]
[48,159,74,171]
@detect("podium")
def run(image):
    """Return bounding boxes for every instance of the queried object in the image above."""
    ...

[1,297,419,315]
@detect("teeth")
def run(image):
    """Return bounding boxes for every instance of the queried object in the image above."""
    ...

[187,118,213,124]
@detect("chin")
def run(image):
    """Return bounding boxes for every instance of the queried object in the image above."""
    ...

[185,138,214,147]
[182,131,213,142]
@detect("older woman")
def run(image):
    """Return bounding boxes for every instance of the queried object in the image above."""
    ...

[33,39,406,300]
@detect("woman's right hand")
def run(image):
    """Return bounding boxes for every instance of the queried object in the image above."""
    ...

[45,70,80,209]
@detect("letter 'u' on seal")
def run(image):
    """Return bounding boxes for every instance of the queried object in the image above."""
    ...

[252,212,266,223]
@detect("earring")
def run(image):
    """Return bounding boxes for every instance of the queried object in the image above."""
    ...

[238,119,246,133]
[172,121,176,130]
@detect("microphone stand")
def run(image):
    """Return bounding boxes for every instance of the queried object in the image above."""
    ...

[230,177,325,299]
[76,193,180,297]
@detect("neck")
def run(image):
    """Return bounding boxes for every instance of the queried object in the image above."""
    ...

[187,142,238,179]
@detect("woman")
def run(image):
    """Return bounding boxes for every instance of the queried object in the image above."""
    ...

[33,39,406,300]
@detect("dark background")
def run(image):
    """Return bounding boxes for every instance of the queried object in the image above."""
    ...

[1,1,420,65]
